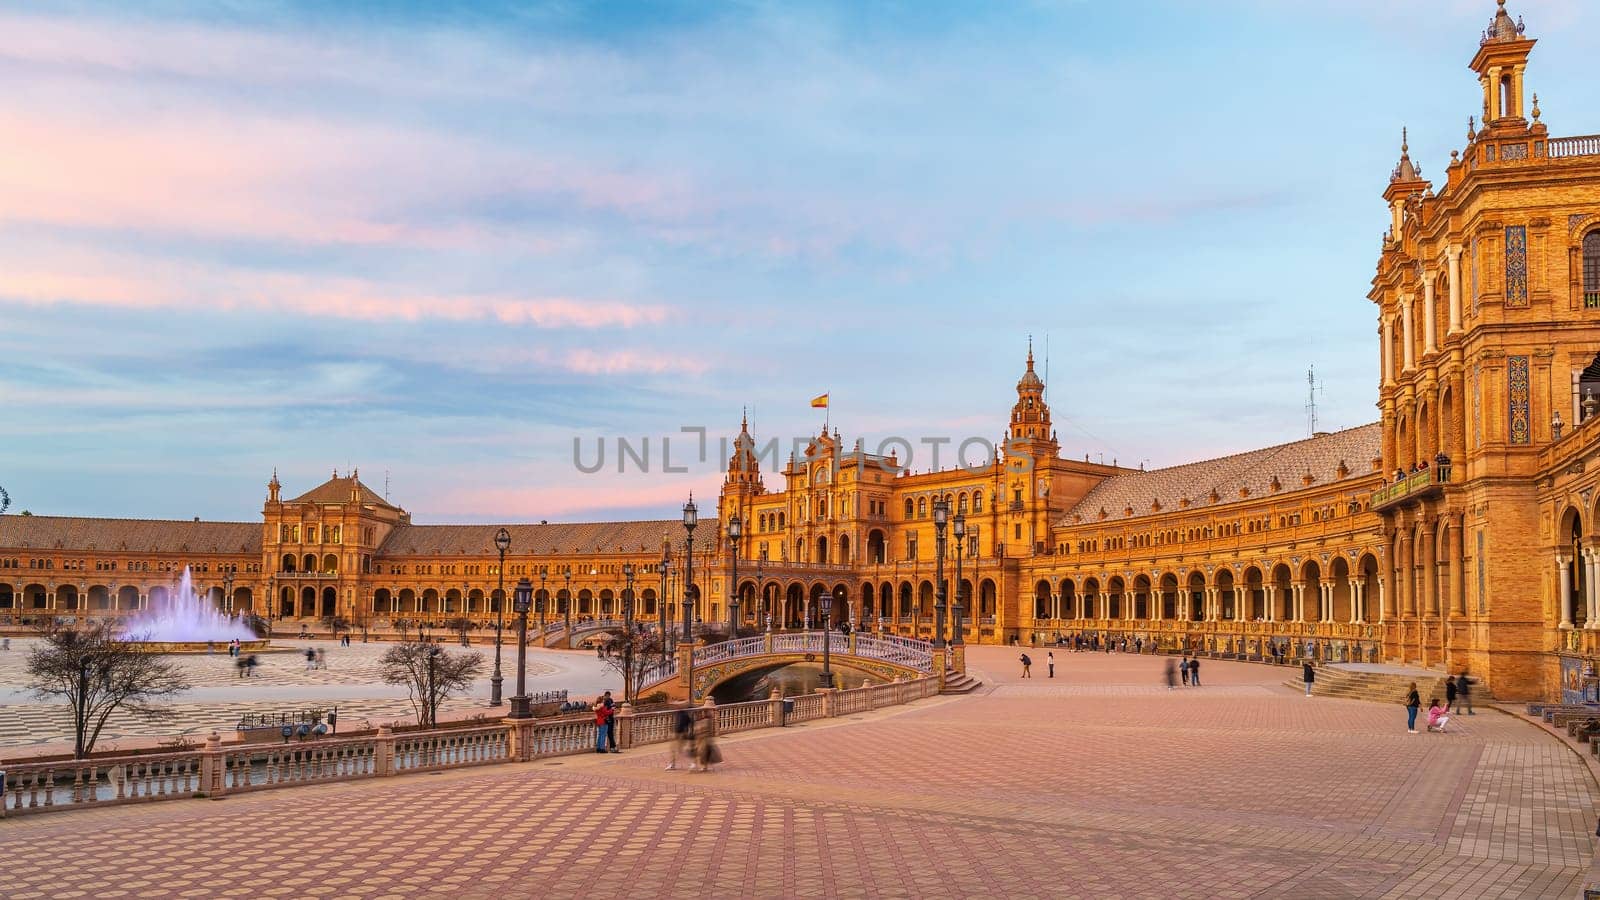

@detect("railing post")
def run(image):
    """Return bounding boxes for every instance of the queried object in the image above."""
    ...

[677,641,697,698]
[374,725,396,776]
[763,631,774,654]
[932,646,947,690]
[818,687,837,717]
[199,731,225,798]
[617,703,635,750]
[950,644,966,675]
[848,632,857,653]
[506,718,535,762]
[769,688,784,726]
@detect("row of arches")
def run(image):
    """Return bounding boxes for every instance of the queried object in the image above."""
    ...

[1031,555,1385,625]
[0,583,256,612]
[369,586,662,618]
[728,578,1000,630]
[281,553,339,575]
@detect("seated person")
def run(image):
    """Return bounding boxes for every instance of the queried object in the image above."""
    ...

[1426,699,1450,733]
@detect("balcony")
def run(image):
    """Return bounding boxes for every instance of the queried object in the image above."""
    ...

[1370,464,1451,511]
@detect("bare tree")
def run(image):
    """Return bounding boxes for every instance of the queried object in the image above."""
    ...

[378,642,484,728]
[600,628,665,703]
[25,620,192,758]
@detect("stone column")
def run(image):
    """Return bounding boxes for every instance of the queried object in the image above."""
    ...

[1324,582,1336,623]
[1402,534,1417,617]
[1559,555,1574,628]
[1446,246,1463,333]
[1421,526,1439,617]
[1352,577,1366,624]
[1588,550,1599,629]
[1382,316,1395,386]
[1264,584,1276,622]
[1400,295,1415,371]
[1377,575,1387,625]
[1451,521,1466,617]
[1235,586,1247,622]
[1422,275,1436,355]
[1289,582,1302,622]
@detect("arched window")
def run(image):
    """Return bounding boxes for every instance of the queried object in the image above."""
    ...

[917,498,927,517]
[778,512,785,529]
[973,490,983,512]
[904,499,913,518]
[1584,230,1600,308]
[957,493,968,513]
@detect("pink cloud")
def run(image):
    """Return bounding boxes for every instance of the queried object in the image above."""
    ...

[431,471,725,521]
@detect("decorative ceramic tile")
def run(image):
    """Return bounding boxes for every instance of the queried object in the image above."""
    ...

[1504,225,1528,307]
[1508,355,1530,444]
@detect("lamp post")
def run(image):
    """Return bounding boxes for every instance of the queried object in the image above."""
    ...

[658,541,671,661]
[537,566,548,632]
[426,646,441,728]
[951,512,966,647]
[682,495,698,645]
[621,563,636,702]
[266,575,275,637]
[758,548,770,633]
[509,578,533,719]
[820,588,836,688]
[490,527,511,707]
[727,514,742,639]
[562,566,573,638]
[932,499,949,650]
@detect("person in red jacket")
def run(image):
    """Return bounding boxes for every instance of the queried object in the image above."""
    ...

[594,699,613,753]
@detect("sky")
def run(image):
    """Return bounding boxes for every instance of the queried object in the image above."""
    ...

[2,0,1596,524]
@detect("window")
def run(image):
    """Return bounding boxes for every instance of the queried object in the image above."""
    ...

[1585,231,1600,308]
[904,499,913,518]
[906,533,918,559]
[917,498,927,517]
[973,490,983,512]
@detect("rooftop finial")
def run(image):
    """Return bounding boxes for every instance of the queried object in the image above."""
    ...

[1531,92,1540,121]
[1401,126,1408,153]
[1026,334,1035,369]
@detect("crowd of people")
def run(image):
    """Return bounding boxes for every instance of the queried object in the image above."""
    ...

[590,690,722,773]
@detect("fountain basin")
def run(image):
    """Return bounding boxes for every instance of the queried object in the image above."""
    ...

[120,639,274,655]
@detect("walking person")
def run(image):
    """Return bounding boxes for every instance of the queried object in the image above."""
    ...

[1445,675,1458,713]
[666,701,694,771]
[1164,658,1177,690]
[594,697,613,754]
[693,706,720,773]
[1047,651,1055,679]
[1019,653,1032,678]
[304,647,316,671]
[1301,661,1315,697]
[1189,656,1201,687]
[1180,655,1190,686]
[1405,681,1421,733]
[1458,670,1475,714]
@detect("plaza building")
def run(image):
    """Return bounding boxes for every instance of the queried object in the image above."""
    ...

[3,1,1600,700]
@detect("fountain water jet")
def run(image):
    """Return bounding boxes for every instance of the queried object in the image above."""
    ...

[119,566,267,652]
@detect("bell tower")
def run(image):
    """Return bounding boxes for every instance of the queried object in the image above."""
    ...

[1470,0,1534,135]
[1009,338,1057,454]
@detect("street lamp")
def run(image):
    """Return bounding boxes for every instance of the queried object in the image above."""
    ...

[537,566,548,632]
[621,563,636,702]
[682,495,698,645]
[933,499,949,650]
[952,512,966,648]
[562,566,573,637]
[490,527,511,707]
[658,539,671,661]
[509,578,533,719]
[820,588,836,688]
[426,646,441,728]
[727,514,742,639]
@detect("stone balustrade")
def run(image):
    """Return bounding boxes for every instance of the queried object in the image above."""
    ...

[1,676,939,819]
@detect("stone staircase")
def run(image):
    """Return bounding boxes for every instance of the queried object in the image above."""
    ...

[941,672,983,694]
[1283,665,1448,704]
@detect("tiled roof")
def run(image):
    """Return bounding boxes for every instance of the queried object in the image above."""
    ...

[1062,422,1382,524]
[0,515,261,554]
[378,521,682,557]
[287,476,398,510]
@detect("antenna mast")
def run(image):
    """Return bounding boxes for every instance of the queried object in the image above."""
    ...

[384,470,391,502]
[1305,366,1320,436]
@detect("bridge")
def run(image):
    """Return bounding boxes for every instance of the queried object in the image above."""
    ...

[539,618,631,649]
[636,632,943,701]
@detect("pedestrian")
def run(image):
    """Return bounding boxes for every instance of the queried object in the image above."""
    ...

[1019,653,1032,678]
[315,648,327,670]
[304,647,316,671]
[1458,670,1475,714]
[1180,655,1190,685]
[594,698,613,753]
[1301,661,1315,697]
[667,701,694,771]
[603,691,619,753]
[1047,651,1055,679]
[236,655,248,678]
[245,655,259,677]
[1189,656,1201,686]
[1445,675,1458,713]
[1405,681,1421,733]
[1164,658,1177,690]
[1426,697,1450,733]
[693,706,721,773]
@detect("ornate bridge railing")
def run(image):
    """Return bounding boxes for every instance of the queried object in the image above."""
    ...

[634,633,936,696]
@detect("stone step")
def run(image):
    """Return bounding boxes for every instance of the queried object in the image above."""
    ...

[940,674,983,695]
[1283,669,1449,704]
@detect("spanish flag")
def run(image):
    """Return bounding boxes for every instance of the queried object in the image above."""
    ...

[810,393,829,408]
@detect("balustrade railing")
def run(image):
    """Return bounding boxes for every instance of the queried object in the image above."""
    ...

[694,635,767,666]
[852,635,934,672]
[2,751,201,815]
[224,740,376,792]
[394,726,510,772]
[1550,134,1600,158]
[715,699,773,734]
[789,693,825,722]
[772,632,824,654]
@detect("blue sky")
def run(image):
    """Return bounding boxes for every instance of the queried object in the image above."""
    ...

[1,0,1595,523]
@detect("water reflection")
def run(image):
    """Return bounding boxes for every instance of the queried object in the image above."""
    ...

[710,663,887,704]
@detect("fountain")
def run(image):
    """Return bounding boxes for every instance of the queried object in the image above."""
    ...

[119,566,269,653]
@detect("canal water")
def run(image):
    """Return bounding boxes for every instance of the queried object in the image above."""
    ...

[710,663,887,704]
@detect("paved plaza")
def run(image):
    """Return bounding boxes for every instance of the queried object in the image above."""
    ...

[4,646,1597,898]
[0,638,619,754]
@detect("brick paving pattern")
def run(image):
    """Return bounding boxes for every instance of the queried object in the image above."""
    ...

[3,646,1595,898]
